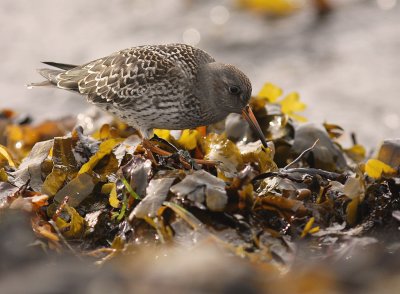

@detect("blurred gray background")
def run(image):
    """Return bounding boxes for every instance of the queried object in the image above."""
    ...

[0,0,399,148]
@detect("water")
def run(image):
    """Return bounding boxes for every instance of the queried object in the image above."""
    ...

[0,0,399,148]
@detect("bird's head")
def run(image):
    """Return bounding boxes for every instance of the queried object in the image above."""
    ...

[196,62,268,148]
[196,62,252,114]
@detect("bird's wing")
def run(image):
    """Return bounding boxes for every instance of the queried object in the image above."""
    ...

[42,62,78,70]
[55,48,189,106]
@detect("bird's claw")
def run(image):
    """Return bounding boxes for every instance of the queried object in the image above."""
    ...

[151,134,179,152]
[177,150,201,170]
[143,137,215,169]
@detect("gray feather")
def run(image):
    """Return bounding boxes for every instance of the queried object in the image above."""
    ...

[42,62,78,70]
[27,68,64,88]
[37,68,63,83]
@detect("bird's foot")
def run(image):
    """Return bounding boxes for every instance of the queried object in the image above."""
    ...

[151,134,179,152]
[142,137,215,169]
[177,149,201,170]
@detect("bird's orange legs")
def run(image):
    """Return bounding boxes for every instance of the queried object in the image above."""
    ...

[141,138,216,169]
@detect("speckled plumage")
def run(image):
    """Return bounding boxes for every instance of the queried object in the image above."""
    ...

[34,43,253,138]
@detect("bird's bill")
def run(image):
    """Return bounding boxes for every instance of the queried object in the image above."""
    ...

[241,105,268,148]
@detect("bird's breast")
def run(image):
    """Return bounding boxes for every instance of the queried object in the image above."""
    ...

[101,92,207,131]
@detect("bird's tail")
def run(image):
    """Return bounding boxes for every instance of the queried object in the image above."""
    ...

[28,68,63,88]
[28,62,79,90]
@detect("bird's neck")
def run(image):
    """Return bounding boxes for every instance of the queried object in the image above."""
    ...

[194,63,232,124]
[194,63,219,113]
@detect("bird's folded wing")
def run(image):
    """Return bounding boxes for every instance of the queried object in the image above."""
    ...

[56,49,187,106]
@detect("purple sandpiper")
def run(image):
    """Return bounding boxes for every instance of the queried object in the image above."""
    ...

[31,43,267,147]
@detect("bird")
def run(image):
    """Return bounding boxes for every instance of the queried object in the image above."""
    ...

[31,43,268,149]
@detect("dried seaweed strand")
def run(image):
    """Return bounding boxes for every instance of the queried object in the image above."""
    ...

[121,176,141,200]
[283,139,319,170]
[252,167,345,184]
[163,201,205,231]
[48,220,82,260]
[283,168,345,182]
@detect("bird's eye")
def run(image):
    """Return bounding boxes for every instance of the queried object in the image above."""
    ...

[229,86,241,95]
